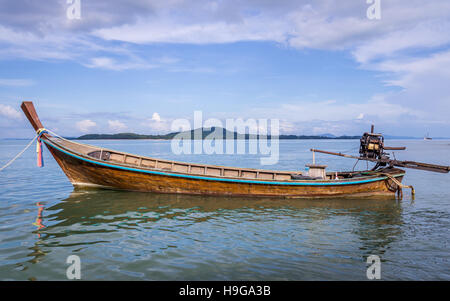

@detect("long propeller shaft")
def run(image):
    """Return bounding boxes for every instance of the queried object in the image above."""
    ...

[310,149,450,173]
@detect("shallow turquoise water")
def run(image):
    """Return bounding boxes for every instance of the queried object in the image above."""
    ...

[0,139,449,280]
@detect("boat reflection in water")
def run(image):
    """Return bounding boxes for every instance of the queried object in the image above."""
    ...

[27,189,404,280]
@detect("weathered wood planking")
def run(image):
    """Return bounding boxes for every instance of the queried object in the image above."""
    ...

[49,137,300,181]
[43,139,403,197]
[22,101,405,198]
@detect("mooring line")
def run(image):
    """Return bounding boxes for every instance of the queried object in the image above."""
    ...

[0,135,39,172]
[0,130,48,172]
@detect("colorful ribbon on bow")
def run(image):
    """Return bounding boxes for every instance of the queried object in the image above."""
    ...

[36,129,48,168]
[36,136,43,167]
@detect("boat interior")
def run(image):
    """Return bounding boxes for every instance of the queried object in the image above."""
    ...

[46,136,382,182]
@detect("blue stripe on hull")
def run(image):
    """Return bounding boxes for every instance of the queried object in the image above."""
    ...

[44,139,403,187]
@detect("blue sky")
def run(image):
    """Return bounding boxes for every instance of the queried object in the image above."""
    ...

[1,0,450,138]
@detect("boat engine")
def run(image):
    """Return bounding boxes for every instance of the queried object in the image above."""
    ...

[359,125,384,159]
[311,124,449,173]
[359,125,407,170]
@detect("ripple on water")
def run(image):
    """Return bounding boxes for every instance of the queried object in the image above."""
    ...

[0,139,449,280]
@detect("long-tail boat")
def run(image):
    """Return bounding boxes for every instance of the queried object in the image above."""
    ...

[20,102,449,198]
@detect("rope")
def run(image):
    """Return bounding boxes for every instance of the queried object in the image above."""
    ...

[0,129,48,172]
[43,128,89,148]
[0,135,39,172]
[375,172,415,198]
[352,159,360,172]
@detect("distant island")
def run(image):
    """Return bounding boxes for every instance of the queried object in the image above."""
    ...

[74,127,361,140]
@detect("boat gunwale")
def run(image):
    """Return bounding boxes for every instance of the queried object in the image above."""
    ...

[51,137,301,175]
[43,137,406,186]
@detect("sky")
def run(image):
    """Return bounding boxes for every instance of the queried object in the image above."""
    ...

[0,0,450,138]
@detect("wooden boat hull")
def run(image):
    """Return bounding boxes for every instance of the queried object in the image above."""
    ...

[20,101,406,198]
[44,138,404,198]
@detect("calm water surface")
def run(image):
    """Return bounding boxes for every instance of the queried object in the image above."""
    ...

[0,139,449,280]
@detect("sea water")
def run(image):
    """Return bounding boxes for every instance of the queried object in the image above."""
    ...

[0,139,449,280]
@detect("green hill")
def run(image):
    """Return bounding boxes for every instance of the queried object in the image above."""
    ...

[76,127,360,140]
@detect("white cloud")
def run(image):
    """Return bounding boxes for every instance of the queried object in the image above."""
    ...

[89,0,450,58]
[108,120,127,132]
[142,112,172,132]
[0,78,35,87]
[94,17,287,45]
[369,50,450,124]
[241,94,424,136]
[84,57,157,71]
[1,0,450,135]
[251,96,420,123]
[151,112,161,122]
[76,119,97,133]
[352,20,450,64]
[0,25,83,61]
[0,104,22,119]
[156,56,180,64]
[1,0,450,73]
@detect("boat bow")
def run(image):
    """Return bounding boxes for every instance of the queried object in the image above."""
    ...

[21,101,407,198]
